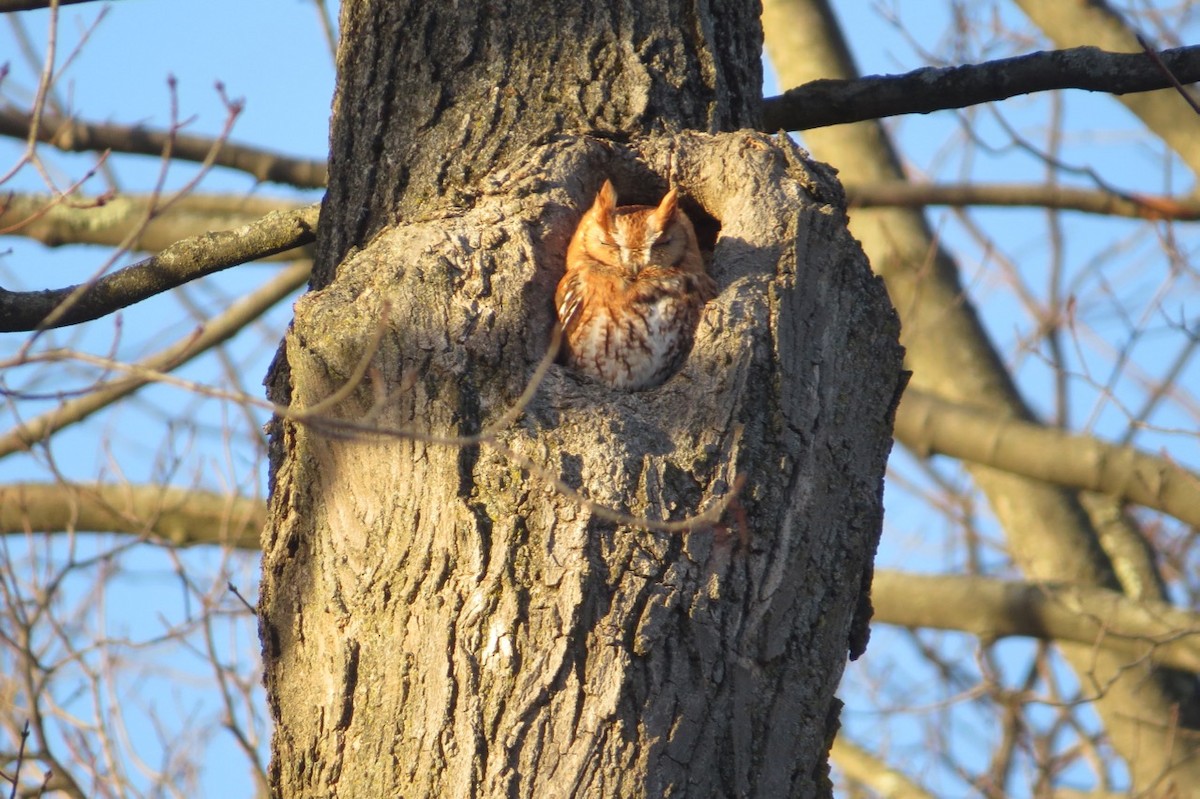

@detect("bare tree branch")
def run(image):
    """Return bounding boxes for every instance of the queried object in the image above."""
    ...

[0,107,328,188]
[9,46,1197,191]
[895,387,1200,528]
[0,482,263,548]
[13,181,1185,341]
[872,571,1200,674]
[0,0,102,11]
[0,192,308,253]
[0,260,310,457]
[762,44,1200,131]
[0,203,319,331]
[844,180,1200,220]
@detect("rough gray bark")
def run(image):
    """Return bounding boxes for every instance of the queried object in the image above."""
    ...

[261,130,902,799]
[312,0,763,288]
[260,2,904,796]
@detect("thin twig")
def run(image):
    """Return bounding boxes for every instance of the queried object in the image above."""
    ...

[1137,34,1200,115]
[0,107,328,188]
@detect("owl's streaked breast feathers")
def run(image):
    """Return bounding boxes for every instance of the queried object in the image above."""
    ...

[554,179,717,391]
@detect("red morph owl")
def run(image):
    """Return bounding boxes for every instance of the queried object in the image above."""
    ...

[555,180,717,390]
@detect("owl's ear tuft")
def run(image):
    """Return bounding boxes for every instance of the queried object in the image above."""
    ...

[592,179,617,232]
[651,187,679,229]
[597,179,617,206]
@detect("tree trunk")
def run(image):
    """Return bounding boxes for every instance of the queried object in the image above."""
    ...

[258,2,905,797]
[308,0,763,288]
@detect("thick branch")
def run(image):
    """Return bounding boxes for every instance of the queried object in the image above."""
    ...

[0,203,319,332]
[762,44,1200,131]
[0,482,263,548]
[872,571,1200,674]
[0,192,307,253]
[0,108,328,188]
[845,181,1200,221]
[894,388,1200,528]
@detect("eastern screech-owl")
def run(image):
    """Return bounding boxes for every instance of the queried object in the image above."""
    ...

[555,179,717,390]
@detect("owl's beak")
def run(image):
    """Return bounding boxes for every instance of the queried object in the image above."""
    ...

[619,249,644,274]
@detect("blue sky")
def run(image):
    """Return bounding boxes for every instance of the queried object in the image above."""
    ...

[1,1,1197,796]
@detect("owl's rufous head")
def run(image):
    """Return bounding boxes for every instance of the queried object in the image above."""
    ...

[585,180,685,274]
[589,180,679,231]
